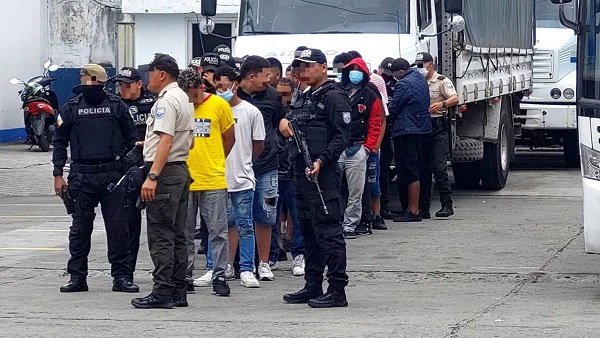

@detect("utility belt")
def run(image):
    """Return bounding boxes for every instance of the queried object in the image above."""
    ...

[144,161,187,167]
[70,160,121,173]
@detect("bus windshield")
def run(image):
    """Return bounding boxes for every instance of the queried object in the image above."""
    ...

[536,0,576,28]
[580,0,600,100]
[238,0,410,35]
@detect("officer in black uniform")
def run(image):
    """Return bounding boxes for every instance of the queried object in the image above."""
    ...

[53,64,139,293]
[115,67,157,277]
[280,48,351,308]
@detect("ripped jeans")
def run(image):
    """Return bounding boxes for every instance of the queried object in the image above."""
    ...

[253,170,279,226]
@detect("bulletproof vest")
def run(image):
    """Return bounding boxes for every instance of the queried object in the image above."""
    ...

[69,95,126,162]
[124,89,156,138]
[290,83,333,158]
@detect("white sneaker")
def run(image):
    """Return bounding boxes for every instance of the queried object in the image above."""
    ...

[225,264,235,279]
[258,262,274,281]
[240,271,260,288]
[292,254,305,276]
[193,270,213,287]
[269,260,279,270]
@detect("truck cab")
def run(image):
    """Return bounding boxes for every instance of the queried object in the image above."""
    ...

[517,0,578,166]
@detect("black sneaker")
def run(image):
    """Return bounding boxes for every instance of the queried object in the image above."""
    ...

[393,210,422,222]
[131,293,174,309]
[308,290,348,308]
[372,216,387,230]
[60,279,88,293]
[355,220,373,235]
[278,248,288,261]
[112,277,139,293]
[283,286,323,304]
[343,230,357,239]
[435,205,454,217]
[186,280,195,294]
[380,209,397,220]
[212,276,230,297]
[420,211,431,219]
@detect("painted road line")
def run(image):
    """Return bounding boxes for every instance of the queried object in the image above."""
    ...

[0,248,64,251]
[0,216,72,218]
[0,204,64,207]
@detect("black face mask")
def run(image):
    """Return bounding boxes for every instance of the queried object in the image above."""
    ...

[81,85,106,105]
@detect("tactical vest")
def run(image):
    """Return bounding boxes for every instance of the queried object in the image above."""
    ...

[69,95,126,163]
[290,83,333,159]
[124,89,156,138]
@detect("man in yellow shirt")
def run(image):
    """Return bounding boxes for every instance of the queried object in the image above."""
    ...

[178,68,236,297]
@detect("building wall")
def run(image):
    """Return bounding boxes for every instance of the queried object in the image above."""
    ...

[0,1,48,139]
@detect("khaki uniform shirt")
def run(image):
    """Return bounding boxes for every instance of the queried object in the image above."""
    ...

[143,82,194,162]
[427,71,458,118]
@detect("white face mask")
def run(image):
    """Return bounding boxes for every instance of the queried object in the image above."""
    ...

[418,67,429,77]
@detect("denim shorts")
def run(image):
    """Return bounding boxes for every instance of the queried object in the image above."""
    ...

[253,169,279,226]
[367,152,381,197]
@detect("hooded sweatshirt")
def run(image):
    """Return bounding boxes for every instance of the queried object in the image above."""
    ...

[341,58,383,152]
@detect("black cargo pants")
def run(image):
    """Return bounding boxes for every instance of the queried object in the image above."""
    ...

[293,164,348,292]
[419,118,453,212]
[145,163,191,296]
[66,168,131,280]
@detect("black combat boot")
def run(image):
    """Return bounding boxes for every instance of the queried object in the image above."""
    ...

[283,284,323,304]
[308,289,348,308]
[172,289,188,307]
[60,279,89,293]
[113,277,139,293]
[131,293,174,309]
[435,205,454,218]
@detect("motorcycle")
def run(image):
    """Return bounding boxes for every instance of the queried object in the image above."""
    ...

[9,60,60,152]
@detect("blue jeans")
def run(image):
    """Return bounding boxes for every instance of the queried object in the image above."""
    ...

[270,179,304,262]
[368,152,381,197]
[206,190,255,273]
[253,170,279,226]
[228,190,255,272]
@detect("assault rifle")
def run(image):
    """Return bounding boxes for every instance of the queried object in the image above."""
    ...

[288,120,329,215]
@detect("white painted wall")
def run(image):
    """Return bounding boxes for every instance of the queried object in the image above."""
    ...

[0,0,48,131]
[134,14,190,68]
[122,0,238,14]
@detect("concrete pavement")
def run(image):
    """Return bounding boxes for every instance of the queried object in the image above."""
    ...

[0,143,596,337]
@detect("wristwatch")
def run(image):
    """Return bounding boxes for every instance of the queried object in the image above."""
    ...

[147,173,159,181]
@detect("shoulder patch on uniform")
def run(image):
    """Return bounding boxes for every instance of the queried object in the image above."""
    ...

[156,107,165,119]
[447,82,454,89]
[106,93,122,102]
[342,111,351,124]
[437,75,446,80]
[57,114,64,127]
[139,98,156,104]
[67,94,82,104]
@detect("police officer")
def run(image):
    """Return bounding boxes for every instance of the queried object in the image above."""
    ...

[414,52,459,218]
[279,48,351,308]
[131,53,194,309]
[53,64,138,293]
[115,67,157,277]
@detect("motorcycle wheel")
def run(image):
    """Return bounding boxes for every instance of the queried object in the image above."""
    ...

[39,134,50,152]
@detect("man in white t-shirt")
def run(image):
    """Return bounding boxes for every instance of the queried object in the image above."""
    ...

[214,66,266,288]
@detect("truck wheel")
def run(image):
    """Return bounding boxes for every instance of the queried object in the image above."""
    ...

[452,162,481,189]
[452,138,484,162]
[39,135,50,152]
[480,105,512,190]
[563,130,580,168]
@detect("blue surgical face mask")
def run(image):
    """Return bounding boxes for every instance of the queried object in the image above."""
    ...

[349,70,364,85]
[217,87,234,102]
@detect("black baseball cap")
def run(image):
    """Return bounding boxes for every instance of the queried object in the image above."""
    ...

[218,52,238,69]
[380,57,395,76]
[391,58,411,72]
[234,57,245,70]
[139,53,180,78]
[188,57,202,68]
[115,67,142,83]
[294,48,327,65]
[412,52,434,66]
[201,52,221,72]
[213,44,232,55]
[291,46,309,68]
